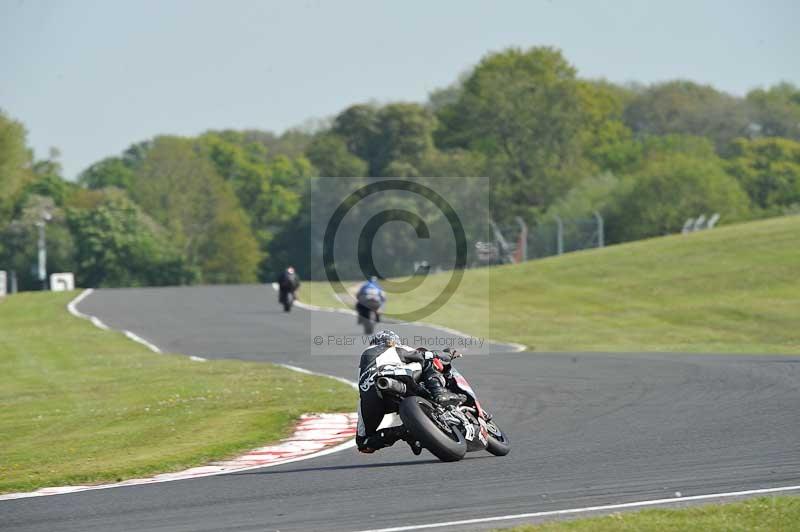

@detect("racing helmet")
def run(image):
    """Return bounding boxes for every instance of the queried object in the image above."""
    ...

[370,330,400,347]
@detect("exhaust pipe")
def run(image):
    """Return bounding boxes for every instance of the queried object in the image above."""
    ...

[376,377,406,395]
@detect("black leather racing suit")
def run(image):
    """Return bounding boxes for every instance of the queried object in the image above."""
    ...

[356,343,461,452]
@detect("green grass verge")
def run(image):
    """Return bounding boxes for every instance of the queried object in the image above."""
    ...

[0,291,357,494]
[301,215,800,354]
[497,496,800,531]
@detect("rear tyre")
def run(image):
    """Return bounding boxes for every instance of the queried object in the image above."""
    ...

[363,319,375,335]
[484,420,511,456]
[399,397,466,462]
[283,293,294,312]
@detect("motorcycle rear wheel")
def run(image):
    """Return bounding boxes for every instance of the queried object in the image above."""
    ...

[363,319,375,335]
[399,397,466,462]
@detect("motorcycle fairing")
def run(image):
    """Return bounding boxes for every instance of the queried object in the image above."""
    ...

[449,367,485,419]
[376,412,403,430]
[359,346,422,392]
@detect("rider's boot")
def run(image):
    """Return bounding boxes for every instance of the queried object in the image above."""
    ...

[421,369,464,406]
[356,427,404,453]
[406,438,423,455]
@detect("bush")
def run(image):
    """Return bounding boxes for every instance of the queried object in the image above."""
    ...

[606,154,751,243]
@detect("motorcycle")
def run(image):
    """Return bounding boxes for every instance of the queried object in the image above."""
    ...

[363,347,510,462]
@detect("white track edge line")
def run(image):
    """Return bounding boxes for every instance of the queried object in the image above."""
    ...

[351,484,800,532]
[277,363,358,390]
[123,330,162,353]
[66,287,95,318]
[3,290,361,501]
[282,286,526,352]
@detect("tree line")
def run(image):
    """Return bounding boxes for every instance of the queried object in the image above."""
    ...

[2,46,799,289]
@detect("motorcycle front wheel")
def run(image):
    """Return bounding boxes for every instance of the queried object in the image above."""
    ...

[484,419,511,456]
[399,397,466,462]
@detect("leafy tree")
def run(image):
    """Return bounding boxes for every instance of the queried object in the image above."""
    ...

[264,175,369,281]
[79,156,136,190]
[435,47,589,218]
[746,83,800,141]
[0,110,34,223]
[197,131,308,230]
[372,103,437,176]
[577,80,639,174]
[19,173,76,208]
[66,193,194,287]
[328,103,438,177]
[332,104,381,167]
[725,137,800,209]
[416,149,486,178]
[241,128,317,161]
[380,160,420,178]
[622,81,750,154]
[605,154,750,243]
[545,173,623,221]
[130,136,261,282]
[638,134,719,161]
[306,134,368,177]
[196,131,310,279]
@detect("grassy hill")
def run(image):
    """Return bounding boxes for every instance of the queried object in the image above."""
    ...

[302,215,800,354]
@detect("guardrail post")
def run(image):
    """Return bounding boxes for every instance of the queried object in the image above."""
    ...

[593,211,604,248]
[515,216,528,262]
[554,215,564,255]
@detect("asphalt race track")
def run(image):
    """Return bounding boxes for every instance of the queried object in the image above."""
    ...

[4,285,800,531]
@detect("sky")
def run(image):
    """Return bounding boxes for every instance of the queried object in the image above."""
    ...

[1,0,798,180]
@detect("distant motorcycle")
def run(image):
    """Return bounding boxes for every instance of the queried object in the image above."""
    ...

[362,348,510,461]
[276,267,300,313]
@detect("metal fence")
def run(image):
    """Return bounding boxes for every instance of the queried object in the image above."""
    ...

[478,213,605,266]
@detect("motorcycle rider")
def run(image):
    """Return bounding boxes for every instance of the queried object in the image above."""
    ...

[357,329,463,454]
[276,266,300,307]
[355,276,385,324]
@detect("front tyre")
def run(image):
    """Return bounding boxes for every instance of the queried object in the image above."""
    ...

[399,397,466,462]
[484,419,511,456]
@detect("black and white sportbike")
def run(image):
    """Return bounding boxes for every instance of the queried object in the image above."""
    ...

[360,346,510,462]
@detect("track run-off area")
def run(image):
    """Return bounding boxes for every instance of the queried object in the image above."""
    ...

[3,285,799,532]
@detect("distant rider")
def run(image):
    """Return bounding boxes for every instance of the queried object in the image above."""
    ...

[276,266,300,306]
[355,276,386,323]
[357,329,463,454]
